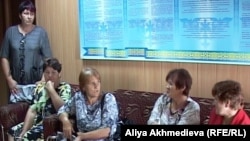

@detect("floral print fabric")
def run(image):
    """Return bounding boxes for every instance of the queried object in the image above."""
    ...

[8,82,71,140]
[58,92,119,141]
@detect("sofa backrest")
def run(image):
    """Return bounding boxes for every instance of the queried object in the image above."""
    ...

[113,89,161,124]
[113,89,250,125]
[191,97,214,124]
[114,89,216,125]
[244,102,250,117]
[70,84,80,95]
[69,86,250,125]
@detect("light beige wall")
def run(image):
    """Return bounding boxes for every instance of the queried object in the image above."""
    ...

[35,0,250,102]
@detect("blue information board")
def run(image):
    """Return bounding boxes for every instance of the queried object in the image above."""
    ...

[79,0,250,65]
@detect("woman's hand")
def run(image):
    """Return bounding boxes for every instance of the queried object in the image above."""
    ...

[35,80,45,85]
[74,132,85,141]
[62,119,75,139]
[7,77,18,94]
[16,132,25,141]
[45,80,56,97]
[15,136,22,141]
[45,80,54,91]
[74,136,81,141]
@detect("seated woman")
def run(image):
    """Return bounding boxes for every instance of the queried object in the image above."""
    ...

[7,58,71,141]
[58,67,119,141]
[147,68,200,125]
[208,80,250,125]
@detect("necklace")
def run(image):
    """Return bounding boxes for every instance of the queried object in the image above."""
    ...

[168,100,190,124]
[169,102,179,115]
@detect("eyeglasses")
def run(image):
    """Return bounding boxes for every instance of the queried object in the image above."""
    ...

[19,37,25,83]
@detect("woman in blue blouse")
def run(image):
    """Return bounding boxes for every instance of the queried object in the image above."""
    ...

[58,67,119,141]
[0,0,52,94]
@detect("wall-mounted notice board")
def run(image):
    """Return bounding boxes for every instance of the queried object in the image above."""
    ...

[79,0,250,65]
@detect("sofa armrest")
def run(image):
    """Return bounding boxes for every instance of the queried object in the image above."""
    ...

[0,102,29,131]
[43,114,77,140]
[43,114,61,140]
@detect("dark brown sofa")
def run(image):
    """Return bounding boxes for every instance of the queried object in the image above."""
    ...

[1,87,250,141]
[43,88,250,140]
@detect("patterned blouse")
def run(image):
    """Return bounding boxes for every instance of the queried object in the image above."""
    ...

[147,94,200,125]
[58,92,119,141]
[30,81,71,123]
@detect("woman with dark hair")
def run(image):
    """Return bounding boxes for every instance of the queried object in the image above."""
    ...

[7,58,71,141]
[148,68,200,125]
[0,0,52,95]
[208,80,250,125]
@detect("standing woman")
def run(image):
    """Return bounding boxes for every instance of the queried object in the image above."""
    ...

[0,0,52,94]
